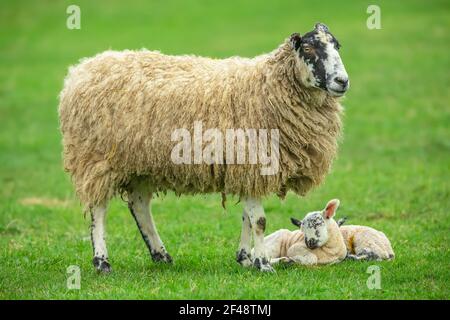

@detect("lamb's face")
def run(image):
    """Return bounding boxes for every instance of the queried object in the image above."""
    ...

[301,211,329,249]
[290,199,340,249]
[291,23,349,97]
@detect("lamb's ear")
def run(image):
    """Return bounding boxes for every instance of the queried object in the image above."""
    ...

[337,217,347,227]
[290,33,302,51]
[290,217,302,228]
[323,199,340,219]
[315,22,329,32]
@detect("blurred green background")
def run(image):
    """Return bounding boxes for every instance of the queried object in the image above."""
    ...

[0,0,449,299]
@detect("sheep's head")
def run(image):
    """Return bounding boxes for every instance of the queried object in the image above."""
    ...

[290,199,340,249]
[290,23,349,97]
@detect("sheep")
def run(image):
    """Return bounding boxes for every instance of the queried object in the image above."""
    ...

[336,218,395,261]
[58,22,349,273]
[261,199,347,266]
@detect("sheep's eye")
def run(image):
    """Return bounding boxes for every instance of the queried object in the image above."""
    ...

[303,46,312,53]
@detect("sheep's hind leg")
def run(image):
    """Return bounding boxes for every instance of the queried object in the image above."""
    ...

[127,184,172,264]
[244,198,274,272]
[346,248,381,261]
[236,209,253,267]
[345,253,365,261]
[91,203,112,273]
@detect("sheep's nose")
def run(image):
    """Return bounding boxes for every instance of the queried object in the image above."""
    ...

[334,76,349,88]
[306,239,318,249]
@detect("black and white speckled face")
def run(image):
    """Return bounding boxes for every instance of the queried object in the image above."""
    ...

[291,199,340,249]
[301,211,328,249]
[291,23,349,97]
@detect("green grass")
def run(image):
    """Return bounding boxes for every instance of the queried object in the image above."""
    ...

[0,0,449,299]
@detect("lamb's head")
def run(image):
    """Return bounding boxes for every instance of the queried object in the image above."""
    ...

[290,199,341,249]
[290,23,349,97]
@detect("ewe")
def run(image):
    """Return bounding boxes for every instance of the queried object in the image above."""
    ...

[262,199,347,266]
[59,23,349,272]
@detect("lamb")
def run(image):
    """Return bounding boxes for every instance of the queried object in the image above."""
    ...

[58,23,349,273]
[261,199,347,266]
[337,218,395,261]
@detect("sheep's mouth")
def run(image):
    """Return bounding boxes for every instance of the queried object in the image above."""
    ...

[305,238,319,249]
[327,88,347,97]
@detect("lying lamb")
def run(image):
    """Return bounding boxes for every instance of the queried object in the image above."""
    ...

[337,218,395,261]
[261,199,347,266]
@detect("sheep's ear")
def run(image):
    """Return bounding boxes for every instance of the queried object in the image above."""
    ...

[337,217,347,227]
[290,33,302,51]
[290,217,303,228]
[315,22,329,32]
[323,199,340,219]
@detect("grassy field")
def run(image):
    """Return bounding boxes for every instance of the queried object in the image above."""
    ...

[0,0,449,299]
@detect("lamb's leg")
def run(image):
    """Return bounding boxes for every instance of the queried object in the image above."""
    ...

[236,209,253,267]
[289,253,318,265]
[270,257,292,265]
[345,253,366,261]
[356,248,381,261]
[287,244,318,265]
[346,248,380,261]
[127,185,172,264]
[91,203,111,273]
[244,198,274,272]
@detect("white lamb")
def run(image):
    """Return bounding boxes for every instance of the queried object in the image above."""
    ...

[258,199,347,266]
[337,218,395,261]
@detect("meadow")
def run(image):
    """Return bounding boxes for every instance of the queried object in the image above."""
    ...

[0,0,448,299]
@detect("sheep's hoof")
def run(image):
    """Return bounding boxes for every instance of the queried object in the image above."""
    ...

[253,257,275,273]
[236,249,252,267]
[93,256,112,273]
[151,251,173,264]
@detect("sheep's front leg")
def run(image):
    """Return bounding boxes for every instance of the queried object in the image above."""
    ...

[244,198,274,272]
[270,257,292,265]
[236,209,253,267]
[289,254,318,265]
[127,187,172,264]
[287,244,318,266]
[91,204,111,273]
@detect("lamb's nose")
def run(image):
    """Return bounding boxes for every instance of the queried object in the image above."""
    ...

[306,239,318,249]
[334,76,349,88]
